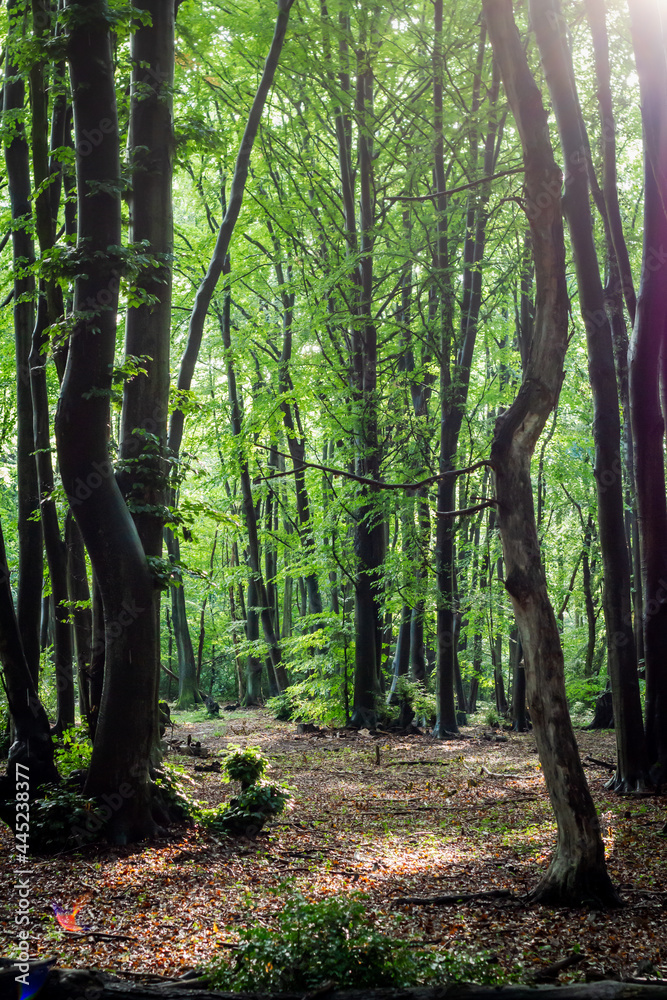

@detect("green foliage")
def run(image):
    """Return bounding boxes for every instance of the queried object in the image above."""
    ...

[206,892,500,991]
[196,746,289,837]
[154,763,199,822]
[395,676,437,722]
[24,784,101,852]
[484,707,501,728]
[54,727,93,778]
[223,744,266,787]
[0,703,10,757]
[266,672,349,726]
[199,781,288,837]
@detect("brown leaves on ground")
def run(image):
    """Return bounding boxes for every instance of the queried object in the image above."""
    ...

[1,710,665,985]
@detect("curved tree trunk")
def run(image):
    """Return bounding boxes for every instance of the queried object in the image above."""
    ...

[483,0,620,907]
[56,1,160,842]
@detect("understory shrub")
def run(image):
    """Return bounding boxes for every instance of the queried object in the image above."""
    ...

[222,744,266,788]
[24,784,102,852]
[55,727,94,778]
[206,893,425,990]
[197,746,289,838]
[207,892,500,991]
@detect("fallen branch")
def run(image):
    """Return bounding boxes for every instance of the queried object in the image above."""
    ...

[36,967,667,1000]
[62,930,139,942]
[531,953,585,982]
[583,755,616,771]
[480,765,526,780]
[394,888,516,906]
[385,759,456,767]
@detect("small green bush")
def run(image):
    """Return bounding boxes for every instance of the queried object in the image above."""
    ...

[207,893,430,991]
[55,727,93,779]
[207,892,502,990]
[199,781,288,837]
[484,707,500,728]
[223,745,266,788]
[26,784,102,852]
[197,747,289,838]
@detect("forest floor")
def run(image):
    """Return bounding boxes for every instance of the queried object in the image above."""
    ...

[1,708,666,987]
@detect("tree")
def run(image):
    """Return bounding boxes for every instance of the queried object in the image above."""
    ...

[531,0,648,793]
[626,0,667,785]
[483,0,620,906]
[55,0,167,840]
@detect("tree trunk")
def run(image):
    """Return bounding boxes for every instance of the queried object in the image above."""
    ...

[531,0,649,795]
[3,1,43,688]
[167,531,199,709]
[0,516,58,814]
[350,21,385,728]
[65,512,93,725]
[165,0,294,702]
[432,16,500,737]
[626,0,667,785]
[483,0,620,906]
[56,1,161,842]
[117,0,175,744]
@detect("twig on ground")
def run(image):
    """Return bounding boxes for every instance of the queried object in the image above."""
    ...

[393,889,516,906]
[583,755,616,771]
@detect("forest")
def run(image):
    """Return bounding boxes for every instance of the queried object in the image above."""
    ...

[0,0,666,994]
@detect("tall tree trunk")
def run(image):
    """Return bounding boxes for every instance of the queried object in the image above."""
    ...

[531,0,649,793]
[626,0,667,784]
[350,19,385,728]
[56,1,160,842]
[117,0,175,738]
[167,530,199,708]
[433,18,500,737]
[65,512,93,724]
[3,0,42,688]
[0,518,58,815]
[483,0,620,907]
[217,292,286,692]
[28,0,75,734]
